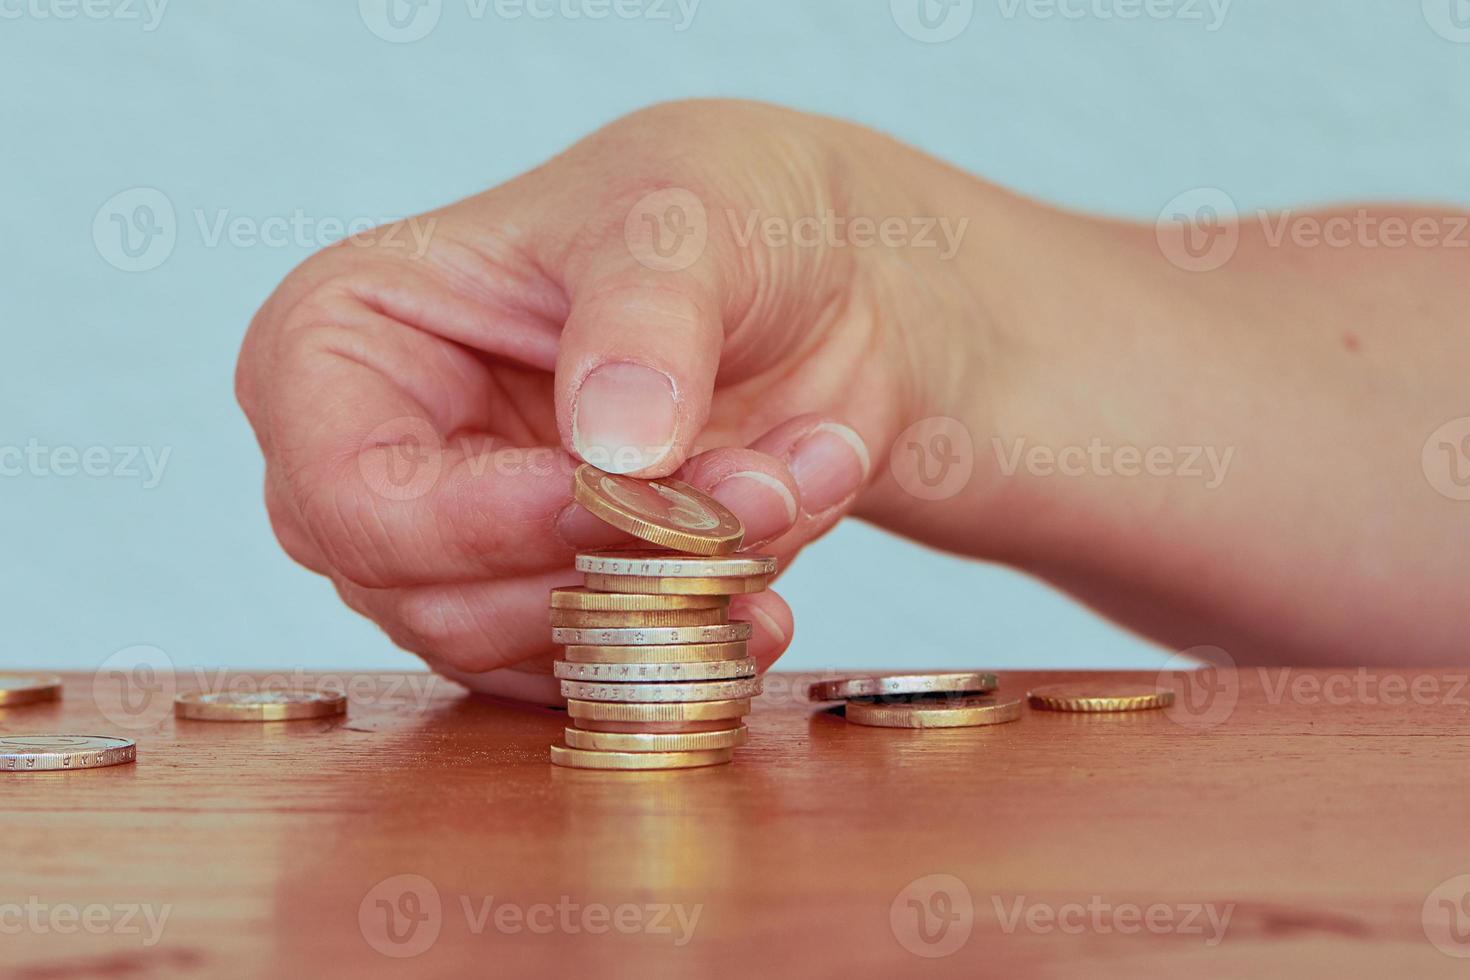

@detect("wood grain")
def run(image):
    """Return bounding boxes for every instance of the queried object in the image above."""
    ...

[2,668,1468,979]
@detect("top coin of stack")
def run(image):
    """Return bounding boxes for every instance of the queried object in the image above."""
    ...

[548,465,776,770]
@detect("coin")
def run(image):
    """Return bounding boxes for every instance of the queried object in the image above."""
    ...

[807,672,999,702]
[0,735,136,772]
[549,588,729,612]
[572,464,744,556]
[550,744,734,770]
[549,606,728,629]
[554,658,757,682]
[844,696,1023,729]
[563,725,748,752]
[582,573,772,596]
[1027,682,1176,713]
[552,622,753,646]
[560,677,763,703]
[563,641,750,664]
[566,697,751,723]
[0,674,62,707]
[174,690,348,722]
[575,551,777,578]
[572,717,745,734]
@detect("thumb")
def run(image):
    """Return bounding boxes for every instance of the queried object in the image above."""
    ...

[553,199,726,477]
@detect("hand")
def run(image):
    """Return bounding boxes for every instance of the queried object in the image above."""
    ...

[235,100,985,701]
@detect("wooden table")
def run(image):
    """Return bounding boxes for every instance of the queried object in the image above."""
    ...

[2,668,1467,978]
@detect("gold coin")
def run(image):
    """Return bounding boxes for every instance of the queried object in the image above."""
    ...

[560,676,762,703]
[1027,682,1175,713]
[554,658,757,682]
[583,573,772,596]
[549,607,728,629]
[807,672,999,702]
[573,717,744,734]
[562,725,747,752]
[844,696,1023,729]
[552,622,752,646]
[174,690,347,722]
[550,744,734,770]
[0,674,62,707]
[0,735,136,772]
[563,641,749,664]
[566,697,751,723]
[576,551,777,578]
[549,588,729,612]
[572,464,744,556]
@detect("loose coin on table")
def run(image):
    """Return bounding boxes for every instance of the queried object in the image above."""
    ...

[1027,682,1175,713]
[549,606,728,629]
[572,464,744,556]
[174,690,348,722]
[552,622,753,646]
[844,696,1023,729]
[550,744,734,770]
[550,587,729,612]
[560,677,763,703]
[562,640,750,664]
[554,658,758,682]
[0,735,136,772]
[807,672,1000,702]
[563,726,747,752]
[0,674,63,707]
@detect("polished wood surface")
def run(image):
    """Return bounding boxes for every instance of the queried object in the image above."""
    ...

[2,668,1467,978]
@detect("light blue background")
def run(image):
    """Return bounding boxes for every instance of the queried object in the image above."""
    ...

[3,1,1467,674]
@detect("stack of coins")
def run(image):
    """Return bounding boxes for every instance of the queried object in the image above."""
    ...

[808,672,1024,729]
[548,465,776,771]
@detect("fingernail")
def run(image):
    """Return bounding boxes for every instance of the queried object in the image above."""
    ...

[710,471,797,545]
[572,362,677,474]
[554,503,634,550]
[785,422,870,514]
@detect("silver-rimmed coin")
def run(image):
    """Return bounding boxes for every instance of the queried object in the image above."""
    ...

[554,658,757,683]
[575,551,777,578]
[552,622,752,647]
[806,672,1000,702]
[0,735,136,772]
[559,677,763,703]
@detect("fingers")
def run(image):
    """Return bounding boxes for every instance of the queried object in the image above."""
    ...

[746,414,873,559]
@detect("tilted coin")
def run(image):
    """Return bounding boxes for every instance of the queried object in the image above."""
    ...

[572,717,747,734]
[174,690,348,722]
[549,606,728,629]
[0,735,136,772]
[554,658,757,682]
[582,573,772,596]
[807,672,1000,702]
[0,674,63,707]
[563,641,750,664]
[1027,682,1175,713]
[560,677,763,703]
[572,464,744,556]
[575,551,777,578]
[566,697,751,723]
[562,725,748,753]
[844,696,1023,729]
[552,622,752,646]
[550,744,734,771]
[549,588,729,612]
